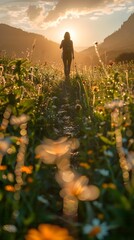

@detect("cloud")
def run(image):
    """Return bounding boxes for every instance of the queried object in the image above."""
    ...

[45,0,134,23]
[0,0,133,32]
[90,16,99,20]
[128,5,134,12]
[27,5,43,20]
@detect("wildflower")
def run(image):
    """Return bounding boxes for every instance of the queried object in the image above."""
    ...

[102,183,116,189]
[97,213,104,220]
[92,86,99,92]
[3,224,17,233]
[95,169,109,177]
[83,218,109,239]
[7,173,14,182]
[56,169,76,186]
[109,60,114,66]
[37,196,49,205]
[0,138,11,155]
[60,175,100,201]
[108,183,116,189]
[88,159,94,163]
[79,162,90,169]
[19,136,29,145]
[126,151,134,170]
[5,185,15,192]
[105,99,124,110]
[35,137,70,164]
[75,104,82,111]
[56,158,70,171]
[10,114,30,126]
[27,177,33,183]
[104,150,114,157]
[94,42,98,46]
[96,106,105,113]
[87,150,93,155]
[102,183,108,189]
[0,165,7,171]
[35,137,79,165]
[25,224,74,240]
[0,65,4,73]
[21,166,33,174]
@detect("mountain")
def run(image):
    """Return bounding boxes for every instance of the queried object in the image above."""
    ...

[0,13,134,66]
[79,13,134,65]
[0,24,61,64]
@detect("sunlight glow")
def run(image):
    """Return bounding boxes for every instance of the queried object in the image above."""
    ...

[59,27,77,43]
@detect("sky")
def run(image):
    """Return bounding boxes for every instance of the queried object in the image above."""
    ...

[0,0,134,51]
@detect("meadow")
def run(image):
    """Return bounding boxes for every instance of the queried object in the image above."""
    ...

[0,56,134,240]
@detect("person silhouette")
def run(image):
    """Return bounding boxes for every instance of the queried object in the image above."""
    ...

[60,32,74,78]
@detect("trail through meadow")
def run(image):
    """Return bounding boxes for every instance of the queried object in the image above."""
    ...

[0,58,134,240]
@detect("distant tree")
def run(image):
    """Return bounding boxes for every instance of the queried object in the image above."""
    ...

[115,52,134,62]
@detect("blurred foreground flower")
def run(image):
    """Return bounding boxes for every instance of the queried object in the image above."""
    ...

[0,138,11,165]
[0,138,11,155]
[56,169,76,186]
[83,218,109,239]
[21,166,33,174]
[95,169,109,177]
[105,99,124,110]
[10,114,30,126]
[127,151,134,170]
[25,224,74,240]
[3,224,17,233]
[60,175,100,201]
[5,185,15,192]
[0,165,7,171]
[35,137,79,165]
[102,183,116,189]
[60,175,100,217]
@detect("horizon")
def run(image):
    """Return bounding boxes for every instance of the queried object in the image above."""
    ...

[0,0,134,50]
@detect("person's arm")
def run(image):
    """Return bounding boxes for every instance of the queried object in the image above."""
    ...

[60,40,63,49]
[72,41,74,59]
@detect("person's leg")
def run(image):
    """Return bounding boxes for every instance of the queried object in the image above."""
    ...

[63,57,68,77]
[67,57,72,76]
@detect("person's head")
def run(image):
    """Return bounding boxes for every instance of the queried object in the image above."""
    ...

[64,32,70,41]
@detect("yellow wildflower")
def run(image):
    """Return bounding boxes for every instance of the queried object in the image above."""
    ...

[92,86,99,92]
[102,183,116,189]
[0,165,7,171]
[5,185,15,192]
[102,183,108,189]
[21,166,33,174]
[89,226,101,237]
[108,183,116,189]
[88,159,94,163]
[97,213,104,220]
[79,162,90,169]
[27,177,34,183]
[87,150,93,155]
[25,224,74,240]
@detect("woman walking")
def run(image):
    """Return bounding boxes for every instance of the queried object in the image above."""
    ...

[60,32,74,78]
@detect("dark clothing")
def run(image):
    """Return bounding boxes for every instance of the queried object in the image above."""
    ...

[60,39,74,77]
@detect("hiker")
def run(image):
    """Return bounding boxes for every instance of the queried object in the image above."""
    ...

[60,32,74,78]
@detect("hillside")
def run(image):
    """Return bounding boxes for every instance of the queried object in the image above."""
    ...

[0,24,61,64]
[0,13,134,66]
[79,13,134,65]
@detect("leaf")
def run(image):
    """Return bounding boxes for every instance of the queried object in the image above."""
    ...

[99,135,115,145]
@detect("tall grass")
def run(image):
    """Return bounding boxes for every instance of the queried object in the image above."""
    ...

[0,57,134,240]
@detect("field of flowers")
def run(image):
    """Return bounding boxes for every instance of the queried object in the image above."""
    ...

[0,56,134,240]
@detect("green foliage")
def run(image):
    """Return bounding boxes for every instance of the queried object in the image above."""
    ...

[0,57,134,239]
